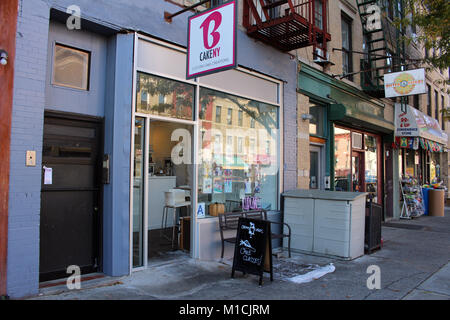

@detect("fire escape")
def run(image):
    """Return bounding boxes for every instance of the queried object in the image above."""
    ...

[243,0,331,60]
[357,0,406,98]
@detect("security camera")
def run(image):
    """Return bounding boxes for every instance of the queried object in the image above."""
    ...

[0,50,9,66]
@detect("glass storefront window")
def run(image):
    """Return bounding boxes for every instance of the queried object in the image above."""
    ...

[431,153,441,183]
[405,150,416,177]
[334,127,351,191]
[199,87,279,214]
[365,135,378,201]
[309,103,324,136]
[136,73,194,120]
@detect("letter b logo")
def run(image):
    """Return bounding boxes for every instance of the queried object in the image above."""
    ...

[200,11,222,49]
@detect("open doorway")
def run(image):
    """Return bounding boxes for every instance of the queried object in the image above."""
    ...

[148,120,193,259]
[132,118,194,268]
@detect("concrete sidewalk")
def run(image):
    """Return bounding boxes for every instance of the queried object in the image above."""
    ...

[30,212,450,300]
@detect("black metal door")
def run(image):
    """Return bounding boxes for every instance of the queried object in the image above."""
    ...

[40,112,103,282]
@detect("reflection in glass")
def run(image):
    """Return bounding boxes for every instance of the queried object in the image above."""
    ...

[405,150,416,177]
[334,127,351,191]
[53,44,90,90]
[199,87,279,214]
[352,154,361,192]
[310,151,319,189]
[133,118,145,268]
[309,104,324,136]
[136,73,194,120]
[365,135,378,201]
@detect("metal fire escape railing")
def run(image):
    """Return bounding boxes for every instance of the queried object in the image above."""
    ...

[243,0,331,56]
[357,0,406,98]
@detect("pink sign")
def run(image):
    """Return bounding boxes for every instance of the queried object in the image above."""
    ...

[186,1,237,79]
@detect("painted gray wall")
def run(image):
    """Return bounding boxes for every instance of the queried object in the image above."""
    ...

[102,33,133,276]
[8,0,50,298]
[45,21,108,117]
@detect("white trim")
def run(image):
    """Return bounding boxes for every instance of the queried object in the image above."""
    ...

[136,67,198,87]
[143,116,150,269]
[137,33,187,54]
[279,82,284,200]
[129,33,138,273]
[192,84,200,259]
[134,113,196,126]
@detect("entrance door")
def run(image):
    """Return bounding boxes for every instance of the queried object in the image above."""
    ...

[310,145,323,189]
[40,112,102,282]
[352,152,364,192]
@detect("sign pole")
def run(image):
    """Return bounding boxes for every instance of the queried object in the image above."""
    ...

[401,96,407,113]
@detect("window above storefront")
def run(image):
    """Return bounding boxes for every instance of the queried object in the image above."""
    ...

[52,43,90,91]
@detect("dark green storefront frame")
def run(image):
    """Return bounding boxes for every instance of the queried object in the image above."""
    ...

[298,62,395,190]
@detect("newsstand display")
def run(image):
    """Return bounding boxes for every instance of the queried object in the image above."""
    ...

[400,176,425,219]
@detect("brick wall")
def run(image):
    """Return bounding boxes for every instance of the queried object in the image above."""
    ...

[7,0,50,298]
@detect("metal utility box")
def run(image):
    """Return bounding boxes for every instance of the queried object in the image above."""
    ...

[282,189,368,260]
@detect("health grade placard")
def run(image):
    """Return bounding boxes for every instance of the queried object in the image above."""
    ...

[186,1,236,79]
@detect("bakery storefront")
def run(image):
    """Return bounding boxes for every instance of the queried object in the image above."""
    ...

[130,35,283,269]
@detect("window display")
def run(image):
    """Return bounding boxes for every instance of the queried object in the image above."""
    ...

[198,87,279,215]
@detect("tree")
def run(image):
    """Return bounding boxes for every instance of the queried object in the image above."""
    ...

[398,0,449,71]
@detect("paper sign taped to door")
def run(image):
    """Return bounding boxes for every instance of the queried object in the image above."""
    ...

[43,166,52,185]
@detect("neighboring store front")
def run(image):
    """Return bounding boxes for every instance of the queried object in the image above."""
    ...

[298,62,396,217]
[333,126,382,203]
[131,35,283,269]
[394,103,448,184]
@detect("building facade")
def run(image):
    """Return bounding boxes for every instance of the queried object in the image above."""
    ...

[292,0,449,220]
[5,0,449,299]
[6,0,299,298]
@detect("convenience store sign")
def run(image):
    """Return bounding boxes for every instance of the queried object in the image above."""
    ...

[186,1,237,79]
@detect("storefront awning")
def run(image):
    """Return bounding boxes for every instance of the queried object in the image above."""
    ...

[395,103,448,147]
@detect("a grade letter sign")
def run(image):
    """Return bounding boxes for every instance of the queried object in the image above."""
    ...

[384,68,426,98]
[186,0,237,79]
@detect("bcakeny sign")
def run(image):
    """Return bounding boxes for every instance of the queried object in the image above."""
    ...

[186,0,237,79]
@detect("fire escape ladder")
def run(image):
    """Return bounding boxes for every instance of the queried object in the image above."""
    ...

[357,0,389,97]
[243,0,331,55]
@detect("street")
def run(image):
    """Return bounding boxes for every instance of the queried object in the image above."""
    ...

[31,211,450,300]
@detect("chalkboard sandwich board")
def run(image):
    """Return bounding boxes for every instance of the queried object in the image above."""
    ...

[231,217,273,286]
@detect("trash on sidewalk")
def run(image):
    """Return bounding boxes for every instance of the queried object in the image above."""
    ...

[286,263,335,284]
